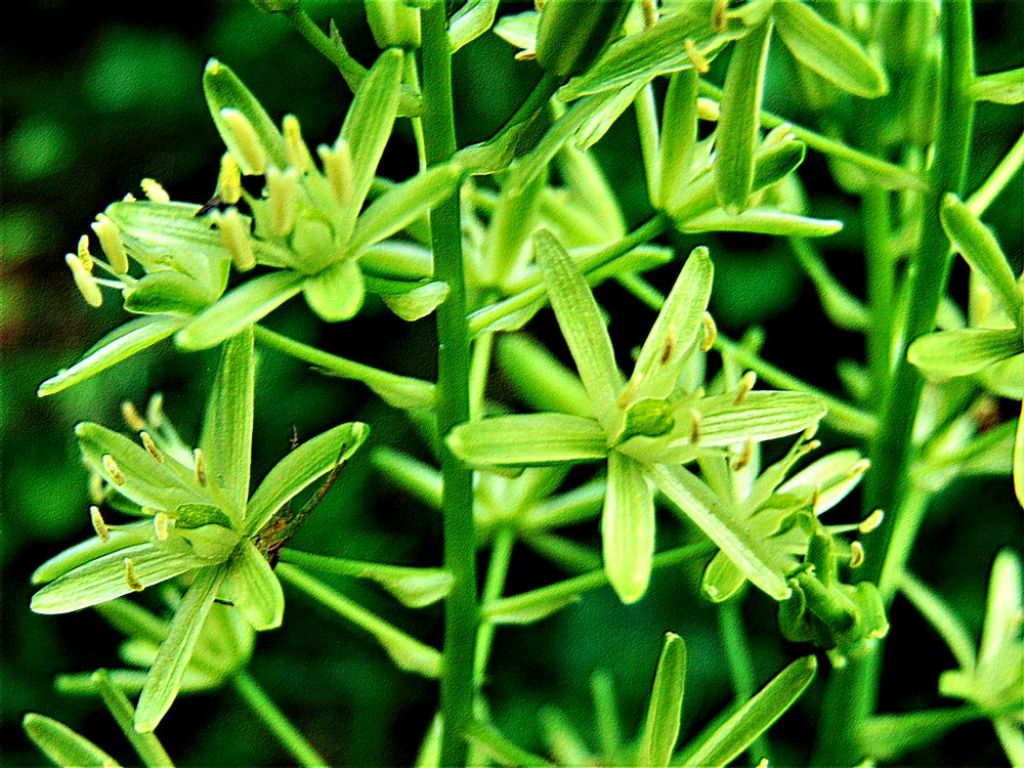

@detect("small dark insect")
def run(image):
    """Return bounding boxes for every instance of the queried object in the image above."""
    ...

[194,195,225,218]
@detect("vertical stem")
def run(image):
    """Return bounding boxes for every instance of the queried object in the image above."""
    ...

[863,188,894,405]
[717,601,770,763]
[474,525,516,687]
[420,3,477,764]
[233,671,325,768]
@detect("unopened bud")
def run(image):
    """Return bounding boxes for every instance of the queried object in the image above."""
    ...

[140,178,170,203]
[91,214,129,275]
[283,115,311,172]
[153,512,170,542]
[319,139,354,207]
[701,312,717,351]
[90,506,110,543]
[684,39,710,74]
[218,153,242,205]
[77,235,93,271]
[102,454,126,485]
[220,108,267,175]
[124,558,145,592]
[121,401,146,431]
[193,448,207,486]
[65,254,103,307]
[216,207,256,271]
[734,371,757,405]
[140,431,164,464]
[266,166,299,236]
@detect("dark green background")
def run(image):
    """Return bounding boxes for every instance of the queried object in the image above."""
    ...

[3,2,1021,765]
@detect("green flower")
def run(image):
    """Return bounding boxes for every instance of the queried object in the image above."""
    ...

[30,328,368,731]
[450,231,825,604]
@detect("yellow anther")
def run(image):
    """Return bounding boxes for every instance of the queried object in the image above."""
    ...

[283,114,311,172]
[661,325,678,365]
[319,139,354,207]
[124,558,145,592]
[697,97,720,122]
[690,409,702,444]
[121,400,146,431]
[122,193,137,203]
[89,473,105,504]
[802,423,819,441]
[215,207,256,271]
[804,439,822,454]
[849,541,865,569]
[217,153,242,206]
[220,108,267,175]
[734,371,757,405]
[859,509,884,534]
[684,38,710,74]
[140,431,164,464]
[732,438,754,471]
[193,448,207,487]
[102,454,126,485]
[140,178,170,203]
[711,0,729,32]
[90,506,110,543]
[514,49,536,61]
[850,458,871,476]
[65,253,103,308]
[266,166,299,236]
[810,485,821,513]
[641,0,658,29]
[146,393,165,428]
[77,235,93,271]
[153,512,170,542]
[91,214,129,275]
[701,312,717,352]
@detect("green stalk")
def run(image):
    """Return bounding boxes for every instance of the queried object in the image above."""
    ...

[474,525,516,687]
[815,4,976,762]
[233,671,325,768]
[863,188,894,405]
[717,602,770,764]
[420,3,477,763]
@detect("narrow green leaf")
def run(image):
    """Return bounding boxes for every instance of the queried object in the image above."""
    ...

[303,260,365,322]
[24,713,123,768]
[450,0,501,52]
[246,422,369,532]
[447,413,608,467]
[753,140,807,190]
[123,271,218,318]
[30,543,212,615]
[693,391,827,447]
[716,19,773,212]
[534,230,624,430]
[646,464,792,601]
[32,523,152,585]
[1015,403,1024,509]
[630,247,713,401]
[175,271,305,351]
[199,327,255,520]
[379,280,449,322]
[970,68,1024,105]
[859,707,992,762]
[777,449,867,514]
[38,317,182,397]
[224,540,284,630]
[702,549,748,603]
[659,69,698,212]
[203,59,288,173]
[349,164,463,255]
[341,50,403,215]
[908,328,1023,378]
[464,720,553,767]
[681,656,817,767]
[980,549,1023,666]
[940,194,1023,320]
[492,10,537,51]
[772,3,889,98]
[603,452,655,604]
[638,633,687,767]
[679,208,843,238]
[497,334,593,419]
[91,670,175,768]
[136,565,227,732]
[484,165,547,286]
[898,571,977,671]
[360,240,432,280]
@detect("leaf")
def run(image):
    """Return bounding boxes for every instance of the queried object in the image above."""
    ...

[637,633,687,767]
[175,271,305,350]
[908,328,1023,378]
[246,422,369,533]
[123,271,219,316]
[379,280,450,322]
[602,452,655,604]
[702,550,748,603]
[91,669,175,768]
[858,708,991,762]
[23,713,123,768]
[630,247,713,401]
[204,59,288,173]
[32,522,152,585]
[681,656,817,767]
[777,449,867,514]
[447,413,608,467]
[136,564,227,732]
[693,391,827,447]
[716,19,773,212]
[659,69,698,211]
[224,540,284,630]
[534,230,624,430]
[341,49,403,217]
[31,542,212,615]
[940,194,1023,320]
[199,327,255,521]
[303,260,365,322]
[970,67,1024,105]
[38,317,182,397]
[645,464,791,601]
[772,3,889,98]
[679,208,843,238]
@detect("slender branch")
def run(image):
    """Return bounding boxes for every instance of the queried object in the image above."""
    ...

[233,670,325,768]
[967,131,1024,217]
[474,525,516,687]
[284,9,367,91]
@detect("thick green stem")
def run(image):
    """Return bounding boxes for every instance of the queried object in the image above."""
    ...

[421,3,477,763]
[233,670,325,768]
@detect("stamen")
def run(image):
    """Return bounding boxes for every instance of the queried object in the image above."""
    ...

[810,485,821,514]
[102,454,126,485]
[140,431,164,464]
[140,178,170,203]
[220,108,267,175]
[91,214,129,275]
[850,458,871,476]
[65,254,103,308]
[283,115,311,172]
[193,448,207,486]
[218,153,242,205]
[514,49,536,61]
[77,235,93,271]
[734,371,757,405]
[701,312,717,351]
[690,409,702,444]
[641,0,658,29]
[215,207,256,271]
[153,512,170,542]
[661,325,678,365]
[146,393,165,428]
[711,0,728,32]
[731,438,754,470]
[89,473,105,504]
[859,509,884,534]
[684,39,710,74]
[90,506,110,543]
[697,97,720,122]
[319,139,354,207]
[121,400,146,431]
[849,541,865,569]
[124,558,145,592]
[266,166,299,236]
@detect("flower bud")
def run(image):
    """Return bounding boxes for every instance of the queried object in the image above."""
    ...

[365,0,420,48]
[535,0,630,77]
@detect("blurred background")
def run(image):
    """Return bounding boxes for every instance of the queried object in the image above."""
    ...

[2,1,1021,765]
